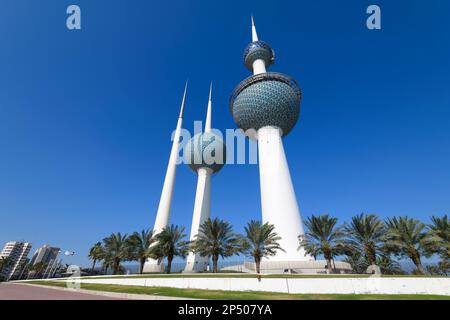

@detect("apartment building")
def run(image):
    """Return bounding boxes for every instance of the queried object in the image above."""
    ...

[0,241,32,280]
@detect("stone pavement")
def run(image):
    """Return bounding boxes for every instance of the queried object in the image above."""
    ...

[0,282,124,300]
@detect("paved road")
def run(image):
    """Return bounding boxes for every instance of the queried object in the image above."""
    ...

[0,283,125,300]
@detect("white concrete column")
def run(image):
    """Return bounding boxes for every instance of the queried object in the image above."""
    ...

[184,167,212,272]
[143,117,183,273]
[252,59,267,75]
[153,117,183,234]
[257,126,311,261]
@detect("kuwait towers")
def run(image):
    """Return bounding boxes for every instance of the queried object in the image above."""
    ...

[229,17,312,262]
[184,83,226,272]
[143,82,188,273]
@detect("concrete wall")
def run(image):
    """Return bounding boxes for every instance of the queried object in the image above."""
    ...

[74,276,450,296]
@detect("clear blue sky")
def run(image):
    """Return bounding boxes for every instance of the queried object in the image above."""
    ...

[1,0,449,266]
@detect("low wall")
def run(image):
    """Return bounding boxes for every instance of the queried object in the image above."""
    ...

[72,276,450,296]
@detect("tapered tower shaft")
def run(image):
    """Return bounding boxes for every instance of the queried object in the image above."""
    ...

[257,126,308,260]
[153,82,187,232]
[184,83,224,273]
[184,167,212,272]
[143,82,188,273]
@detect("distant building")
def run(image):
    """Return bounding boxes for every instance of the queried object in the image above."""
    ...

[30,245,60,266]
[0,241,32,280]
[25,244,61,279]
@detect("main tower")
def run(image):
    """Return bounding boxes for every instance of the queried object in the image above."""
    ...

[184,83,226,272]
[230,17,311,263]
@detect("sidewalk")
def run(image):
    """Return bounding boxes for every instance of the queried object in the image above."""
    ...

[0,282,193,300]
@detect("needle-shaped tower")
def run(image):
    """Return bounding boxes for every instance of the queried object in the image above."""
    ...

[143,82,188,273]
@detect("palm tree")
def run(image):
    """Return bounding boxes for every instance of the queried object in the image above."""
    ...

[150,225,189,274]
[343,251,405,275]
[102,232,131,275]
[28,262,48,279]
[300,214,346,274]
[190,218,242,273]
[101,259,112,275]
[88,242,105,274]
[344,213,385,266]
[383,216,429,275]
[242,220,284,274]
[303,242,321,260]
[343,251,369,274]
[426,261,449,276]
[426,215,449,261]
[376,255,404,275]
[128,229,155,274]
[0,256,12,274]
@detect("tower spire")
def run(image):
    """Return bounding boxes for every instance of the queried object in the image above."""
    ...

[245,14,273,74]
[205,82,212,132]
[179,80,188,118]
[251,15,258,42]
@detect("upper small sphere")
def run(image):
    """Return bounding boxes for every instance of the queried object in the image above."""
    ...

[243,41,275,71]
[230,72,301,137]
[185,132,226,174]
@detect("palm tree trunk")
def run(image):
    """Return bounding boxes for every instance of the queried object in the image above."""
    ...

[366,244,376,266]
[368,254,376,266]
[90,259,97,273]
[212,255,218,273]
[167,256,173,274]
[255,258,261,274]
[416,263,426,275]
[413,256,426,275]
[326,258,333,274]
[114,258,121,275]
[140,258,146,274]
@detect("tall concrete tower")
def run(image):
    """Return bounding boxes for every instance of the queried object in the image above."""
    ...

[183,83,226,273]
[229,17,311,262]
[143,82,188,273]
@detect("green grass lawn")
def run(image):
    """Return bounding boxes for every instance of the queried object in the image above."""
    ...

[26,281,450,300]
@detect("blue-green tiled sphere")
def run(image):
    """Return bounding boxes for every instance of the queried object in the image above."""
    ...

[230,72,301,137]
[185,132,226,174]
[243,41,275,71]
